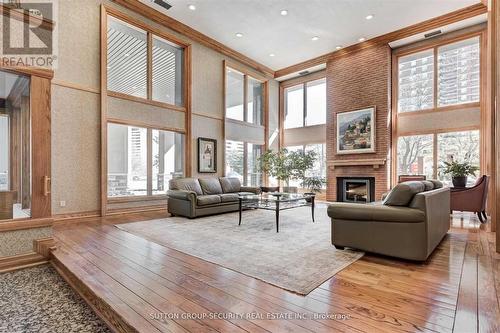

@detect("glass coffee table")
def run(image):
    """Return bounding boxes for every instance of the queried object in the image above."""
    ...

[238,193,315,232]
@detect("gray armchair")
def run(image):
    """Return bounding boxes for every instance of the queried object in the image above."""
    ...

[328,180,450,261]
[167,177,261,218]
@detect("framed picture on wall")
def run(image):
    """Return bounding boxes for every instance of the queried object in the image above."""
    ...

[198,137,217,173]
[336,106,376,154]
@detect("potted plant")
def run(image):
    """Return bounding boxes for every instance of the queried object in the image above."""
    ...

[301,176,326,202]
[259,148,317,193]
[441,161,479,187]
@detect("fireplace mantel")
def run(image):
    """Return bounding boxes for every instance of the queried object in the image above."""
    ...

[328,158,386,170]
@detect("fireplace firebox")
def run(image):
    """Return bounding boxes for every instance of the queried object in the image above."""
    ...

[336,177,375,203]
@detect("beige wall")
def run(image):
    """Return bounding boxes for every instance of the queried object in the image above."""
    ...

[0,227,52,257]
[50,0,279,214]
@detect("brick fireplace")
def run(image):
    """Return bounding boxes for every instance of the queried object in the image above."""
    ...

[326,44,392,202]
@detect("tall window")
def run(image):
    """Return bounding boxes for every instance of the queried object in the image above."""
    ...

[108,123,184,197]
[397,36,480,113]
[225,140,263,186]
[225,67,263,125]
[397,135,434,179]
[284,78,326,129]
[284,144,327,188]
[152,35,184,106]
[398,50,434,112]
[396,130,480,185]
[107,15,185,106]
[438,37,480,106]
[107,17,147,98]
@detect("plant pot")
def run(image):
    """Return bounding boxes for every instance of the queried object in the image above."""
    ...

[282,186,298,193]
[452,176,467,188]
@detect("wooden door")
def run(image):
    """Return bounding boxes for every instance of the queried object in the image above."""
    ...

[30,76,51,218]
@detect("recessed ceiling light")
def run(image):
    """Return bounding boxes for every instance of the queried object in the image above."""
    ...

[280,9,288,16]
[269,53,275,57]
[365,14,374,20]
[235,32,243,38]
[358,37,366,42]
[311,36,319,41]
[336,45,343,50]
[188,4,196,10]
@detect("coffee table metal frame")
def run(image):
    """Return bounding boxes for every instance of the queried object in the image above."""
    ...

[238,193,315,232]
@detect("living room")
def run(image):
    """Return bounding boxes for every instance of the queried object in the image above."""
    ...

[0,0,499,332]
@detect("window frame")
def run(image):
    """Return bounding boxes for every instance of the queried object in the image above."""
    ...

[224,62,266,126]
[105,10,190,112]
[224,140,264,187]
[281,72,327,129]
[395,128,480,182]
[107,121,186,201]
[394,32,483,115]
[391,29,486,186]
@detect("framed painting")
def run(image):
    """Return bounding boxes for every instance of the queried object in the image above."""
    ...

[198,137,217,173]
[336,106,376,154]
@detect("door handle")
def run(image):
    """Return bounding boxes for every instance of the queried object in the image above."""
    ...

[43,176,51,196]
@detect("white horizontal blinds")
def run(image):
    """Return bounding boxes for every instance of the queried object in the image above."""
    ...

[305,78,326,126]
[397,135,434,179]
[247,76,263,126]
[438,37,480,106]
[284,84,304,129]
[152,35,184,106]
[107,17,147,98]
[398,49,434,112]
[225,68,245,121]
[225,140,244,183]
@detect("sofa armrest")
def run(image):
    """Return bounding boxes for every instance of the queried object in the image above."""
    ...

[240,186,262,195]
[167,189,197,201]
[327,203,425,223]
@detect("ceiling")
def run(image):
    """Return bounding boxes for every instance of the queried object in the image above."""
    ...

[141,0,482,70]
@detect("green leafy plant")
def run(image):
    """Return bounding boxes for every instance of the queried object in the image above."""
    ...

[301,176,326,193]
[259,148,317,188]
[441,161,479,178]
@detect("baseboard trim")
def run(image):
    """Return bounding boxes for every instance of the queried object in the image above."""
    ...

[106,205,167,216]
[51,257,132,333]
[52,210,101,222]
[0,252,48,273]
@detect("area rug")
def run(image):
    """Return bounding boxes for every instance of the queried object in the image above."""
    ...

[116,206,363,295]
[0,265,110,333]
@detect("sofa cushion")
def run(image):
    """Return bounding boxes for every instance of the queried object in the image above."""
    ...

[328,203,425,223]
[429,179,443,189]
[383,181,425,206]
[169,178,203,195]
[197,195,221,206]
[219,177,242,193]
[219,193,240,202]
[421,180,435,191]
[199,178,223,195]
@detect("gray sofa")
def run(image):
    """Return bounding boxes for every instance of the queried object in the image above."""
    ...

[327,180,450,261]
[167,177,261,218]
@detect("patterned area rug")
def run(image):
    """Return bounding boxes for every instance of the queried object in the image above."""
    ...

[0,265,110,333]
[117,205,363,295]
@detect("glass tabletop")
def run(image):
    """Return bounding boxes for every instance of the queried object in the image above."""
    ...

[239,192,314,203]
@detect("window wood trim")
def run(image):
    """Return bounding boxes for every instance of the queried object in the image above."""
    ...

[391,29,486,185]
[101,5,192,214]
[279,72,327,135]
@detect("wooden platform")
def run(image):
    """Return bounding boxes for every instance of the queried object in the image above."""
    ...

[52,212,500,333]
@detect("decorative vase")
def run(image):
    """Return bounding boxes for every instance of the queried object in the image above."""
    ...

[452,176,467,188]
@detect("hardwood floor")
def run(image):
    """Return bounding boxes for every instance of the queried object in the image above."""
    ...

[52,212,500,333]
